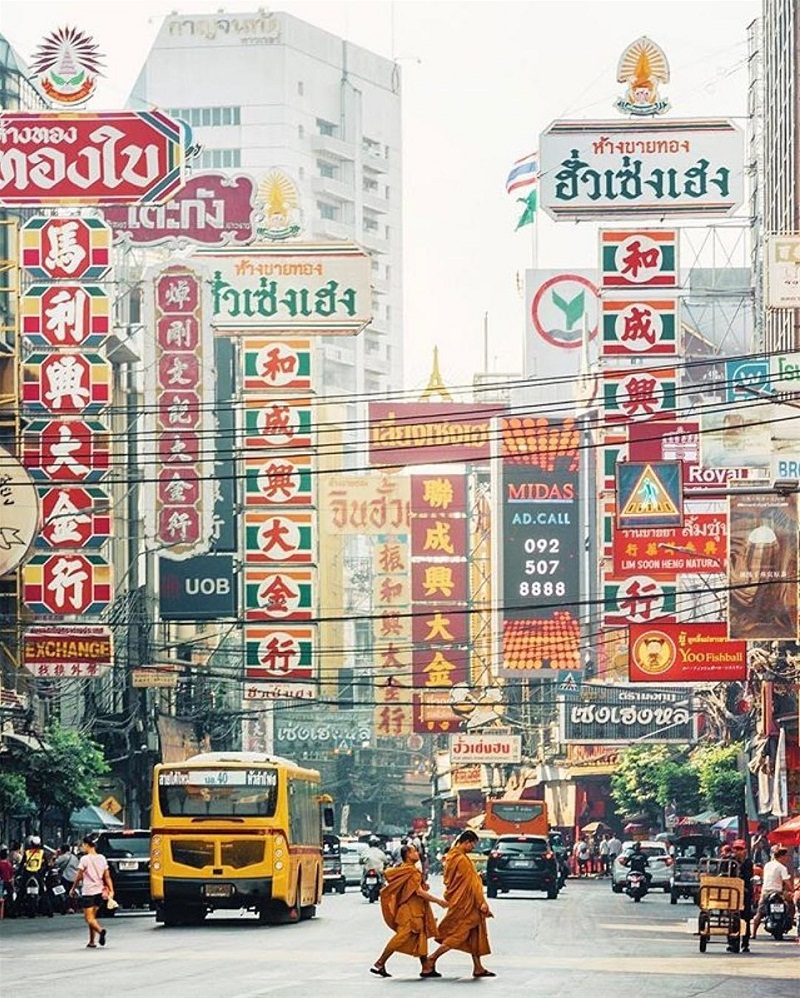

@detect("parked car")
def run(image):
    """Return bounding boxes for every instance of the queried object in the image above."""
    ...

[669,835,719,905]
[322,833,346,894]
[340,841,368,888]
[485,835,560,900]
[95,829,151,909]
[467,831,497,882]
[612,840,672,893]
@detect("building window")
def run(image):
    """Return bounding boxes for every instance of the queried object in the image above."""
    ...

[317,118,337,137]
[363,175,378,193]
[298,166,305,180]
[318,201,339,221]
[196,148,241,169]
[317,159,338,179]
[363,217,379,233]
[168,106,240,127]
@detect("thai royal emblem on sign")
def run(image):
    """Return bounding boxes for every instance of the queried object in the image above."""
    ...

[614,37,670,117]
[30,26,104,106]
[256,171,302,242]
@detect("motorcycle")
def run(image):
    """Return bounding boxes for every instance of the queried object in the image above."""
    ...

[17,872,44,919]
[624,871,648,902]
[361,868,383,904]
[46,868,68,915]
[761,891,793,941]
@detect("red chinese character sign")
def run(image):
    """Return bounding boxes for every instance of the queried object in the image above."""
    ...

[242,338,312,392]
[0,111,187,206]
[244,567,315,621]
[22,553,111,615]
[600,230,678,288]
[244,453,314,507]
[20,217,111,280]
[143,260,215,559]
[37,486,111,549]
[244,625,316,699]
[601,298,678,357]
[20,284,109,348]
[603,368,676,423]
[22,353,110,414]
[23,418,110,483]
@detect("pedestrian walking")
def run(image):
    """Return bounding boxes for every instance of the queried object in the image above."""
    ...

[69,833,114,948]
[599,834,610,877]
[370,843,447,978]
[574,837,589,877]
[421,829,494,979]
[0,848,14,919]
[730,839,753,952]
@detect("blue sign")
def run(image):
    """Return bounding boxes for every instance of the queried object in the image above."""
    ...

[725,358,771,404]
[616,461,683,529]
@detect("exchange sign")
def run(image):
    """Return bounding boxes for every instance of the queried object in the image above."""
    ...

[22,624,113,679]
[0,110,187,206]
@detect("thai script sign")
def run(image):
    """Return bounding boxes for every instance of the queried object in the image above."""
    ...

[322,473,410,535]
[167,12,281,43]
[0,448,39,577]
[199,244,371,333]
[600,229,678,288]
[613,510,727,577]
[0,110,187,205]
[560,685,694,743]
[368,403,504,467]
[21,216,111,280]
[728,493,798,641]
[765,234,800,308]
[22,624,113,678]
[143,260,215,560]
[601,297,678,357]
[501,418,581,677]
[273,707,372,756]
[539,119,743,221]
[103,173,258,246]
[450,733,522,764]
[22,552,111,616]
[20,283,109,349]
[629,623,746,683]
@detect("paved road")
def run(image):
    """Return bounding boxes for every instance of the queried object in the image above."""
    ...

[1,879,797,998]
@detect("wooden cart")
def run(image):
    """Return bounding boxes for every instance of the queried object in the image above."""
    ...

[697,858,744,954]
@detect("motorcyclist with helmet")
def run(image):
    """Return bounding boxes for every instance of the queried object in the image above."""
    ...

[17,835,49,916]
[623,841,652,883]
[361,836,388,899]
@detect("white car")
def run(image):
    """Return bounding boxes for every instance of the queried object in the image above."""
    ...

[340,841,368,888]
[611,840,672,893]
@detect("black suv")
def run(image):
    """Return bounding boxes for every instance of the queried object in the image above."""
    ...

[485,835,560,899]
[95,830,151,909]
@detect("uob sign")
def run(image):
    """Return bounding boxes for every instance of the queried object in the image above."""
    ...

[159,555,236,620]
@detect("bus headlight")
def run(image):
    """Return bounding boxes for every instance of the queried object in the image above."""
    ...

[275,849,284,859]
[274,836,286,852]
[152,835,162,846]
[275,861,283,871]
[152,861,161,871]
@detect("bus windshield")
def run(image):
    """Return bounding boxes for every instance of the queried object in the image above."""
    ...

[157,767,279,818]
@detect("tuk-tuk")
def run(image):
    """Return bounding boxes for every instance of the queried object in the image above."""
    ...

[670,834,719,905]
[322,833,346,894]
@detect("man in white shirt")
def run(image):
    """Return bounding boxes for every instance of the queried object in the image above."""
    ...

[752,845,794,940]
[607,835,622,871]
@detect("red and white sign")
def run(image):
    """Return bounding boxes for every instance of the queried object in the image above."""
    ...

[20,284,110,349]
[22,624,113,679]
[37,486,111,549]
[0,110,187,206]
[22,353,110,414]
[143,260,215,560]
[629,623,746,683]
[601,298,678,357]
[23,418,110,483]
[600,229,678,288]
[20,216,111,280]
[613,510,727,577]
[22,553,111,615]
[450,733,522,764]
[244,510,314,563]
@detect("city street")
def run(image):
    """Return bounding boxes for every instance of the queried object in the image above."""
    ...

[1,879,797,998]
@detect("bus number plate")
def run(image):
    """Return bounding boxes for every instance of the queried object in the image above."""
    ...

[204,883,234,898]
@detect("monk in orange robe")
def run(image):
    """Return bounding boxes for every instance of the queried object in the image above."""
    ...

[422,829,494,978]
[370,844,447,978]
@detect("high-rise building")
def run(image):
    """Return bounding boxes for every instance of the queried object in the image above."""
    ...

[129,9,403,395]
[750,0,800,352]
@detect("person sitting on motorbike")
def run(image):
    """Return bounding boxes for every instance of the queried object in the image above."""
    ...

[752,845,794,940]
[362,836,388,875]
[622,842,651,883]
[20,836,46,880]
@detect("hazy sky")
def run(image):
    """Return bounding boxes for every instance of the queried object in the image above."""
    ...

[2,0,760,392]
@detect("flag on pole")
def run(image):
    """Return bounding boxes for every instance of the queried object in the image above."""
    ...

[505,152,539,194]
[506,152,539,230]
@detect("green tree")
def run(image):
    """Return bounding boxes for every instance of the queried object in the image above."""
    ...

[610,744,675,823]
[20,724,109,827]
[0,771,34,819]
[655,762,702,816]
[689,742,744,816]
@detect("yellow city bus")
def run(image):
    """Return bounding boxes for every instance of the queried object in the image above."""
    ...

[150,751,332,926]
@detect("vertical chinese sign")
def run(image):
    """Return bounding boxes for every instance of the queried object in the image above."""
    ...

[500,418,581,677]
[143,260,215,561]
[20,217,114,676]
[411,472,470,732]
[241,337,318,700]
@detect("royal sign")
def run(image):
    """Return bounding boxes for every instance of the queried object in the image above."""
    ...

[539,118,743,220]
[102,172,258,246]
[629,623,746,683]
[0,110,187,206]
[22,624,113,679]
[20,216,111,280]
[450,733,522,764]
[23,552,111,616]
[200,244,372,333]
[20,283,109,349]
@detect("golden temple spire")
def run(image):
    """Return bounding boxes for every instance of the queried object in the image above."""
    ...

[419,346,453,402]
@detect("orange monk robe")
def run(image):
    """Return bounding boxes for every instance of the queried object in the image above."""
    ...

[434,848,491,957]
[379,863,438,958]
